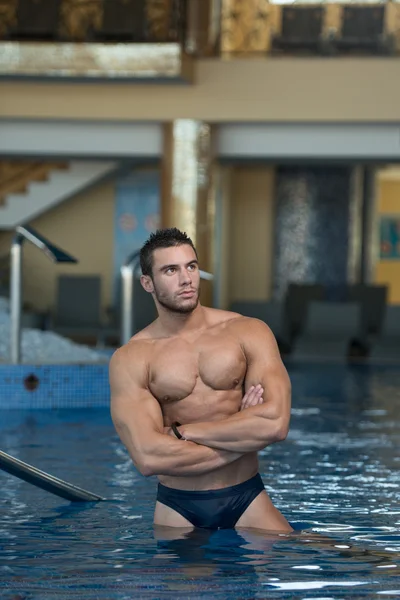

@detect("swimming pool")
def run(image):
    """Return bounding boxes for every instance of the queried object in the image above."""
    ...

[1,364,399,599]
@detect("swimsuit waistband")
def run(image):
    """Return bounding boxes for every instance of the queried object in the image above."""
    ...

[157,473,264,500]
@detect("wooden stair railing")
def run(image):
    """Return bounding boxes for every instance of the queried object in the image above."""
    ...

[0,161,68,206]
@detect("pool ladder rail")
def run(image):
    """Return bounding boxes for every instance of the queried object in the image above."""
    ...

[0,450,105,502]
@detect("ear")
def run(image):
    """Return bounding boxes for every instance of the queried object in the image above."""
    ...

[140,275,154,293]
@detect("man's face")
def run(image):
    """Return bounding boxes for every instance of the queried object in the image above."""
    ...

[147,244,200,314]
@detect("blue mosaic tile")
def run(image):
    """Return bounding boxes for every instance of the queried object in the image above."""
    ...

[0,364,110,409]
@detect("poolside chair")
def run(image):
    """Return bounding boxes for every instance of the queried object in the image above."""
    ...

[10,0,61,40]
[333,5,395,56]
[52,275,105,346]
[230,300,289,353]
[284,283,325,345]
[104,278,157,346]
[348,284,388,343]
[290,301,361,362]
[271,6,328,55]
[368,306,400,361]
[230,300,283,333]
[132,281,157,333]
[97,0,146,42]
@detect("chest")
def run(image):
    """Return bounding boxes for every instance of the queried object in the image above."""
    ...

[148,335,247,403]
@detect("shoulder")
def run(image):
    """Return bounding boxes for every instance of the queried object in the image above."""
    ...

[227,317,282,367]
[110,318,162,366]
[203,306,242,326]
[227,315,276,345]
[109,338,153,384]
[204,307,274,338]
[131,319,160,341]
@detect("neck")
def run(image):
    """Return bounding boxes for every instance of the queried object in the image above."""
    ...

[156,303,206,336]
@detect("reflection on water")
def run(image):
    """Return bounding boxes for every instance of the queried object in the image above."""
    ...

[0,364,399,599]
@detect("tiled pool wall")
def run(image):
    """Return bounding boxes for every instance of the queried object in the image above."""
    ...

[2,361,399,410]
[0,365,110,409]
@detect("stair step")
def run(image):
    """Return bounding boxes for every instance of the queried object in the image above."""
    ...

[0,161,68,207]
[0,161,117,228]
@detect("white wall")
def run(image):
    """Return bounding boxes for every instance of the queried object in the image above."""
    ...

[3,120,400,160]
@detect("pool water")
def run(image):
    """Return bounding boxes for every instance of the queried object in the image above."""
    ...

[1,364,399,599]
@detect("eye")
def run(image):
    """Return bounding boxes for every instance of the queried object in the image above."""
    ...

[188,264,197,272]
[166,267,175,274]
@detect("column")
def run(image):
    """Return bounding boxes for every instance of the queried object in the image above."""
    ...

[360,166,379,284]
[186,0,221,56]
[220,0,272,55]
[161,120,215,305]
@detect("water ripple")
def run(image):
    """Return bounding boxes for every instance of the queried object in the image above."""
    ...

[0,365,399,599]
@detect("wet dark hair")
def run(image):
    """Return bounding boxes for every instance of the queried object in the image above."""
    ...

[140,228,197,277]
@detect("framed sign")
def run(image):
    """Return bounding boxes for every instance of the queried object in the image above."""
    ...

[113,170,160,301]
[380,216,400,260]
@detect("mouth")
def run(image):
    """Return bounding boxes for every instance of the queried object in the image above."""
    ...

[178,289,196,298]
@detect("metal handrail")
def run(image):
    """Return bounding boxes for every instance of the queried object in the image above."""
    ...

[120,251,213,346]
[120,250,141,346]
[0,450,104,502]
[10,225,78,364]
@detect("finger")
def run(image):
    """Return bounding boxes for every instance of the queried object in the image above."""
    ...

[250,387,264,407]
[242,385,258,409]
[243,385,263,409]
[250,388,264,407]
[250,385,263,401]
[249,385,264,403]
[258,396,264,404]
[241,386,254,410]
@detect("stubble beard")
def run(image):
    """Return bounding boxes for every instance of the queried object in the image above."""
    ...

[153,283,199,315]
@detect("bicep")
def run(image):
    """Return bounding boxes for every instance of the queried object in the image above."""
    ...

[109,350,164,465]
[111,388,164,454]
[243,320,291,420]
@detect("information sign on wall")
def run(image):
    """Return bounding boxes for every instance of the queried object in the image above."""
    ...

[380,216,400,260]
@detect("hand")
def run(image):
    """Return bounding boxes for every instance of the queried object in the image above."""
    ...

[241,384,264,411]
[164,424,188,441]
[163,426,175,437]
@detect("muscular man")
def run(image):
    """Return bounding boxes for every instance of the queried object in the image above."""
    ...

[110,228,292,532]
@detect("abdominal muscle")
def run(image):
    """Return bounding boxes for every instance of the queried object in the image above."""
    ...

[156,386,260,491]
[158,452,260,491]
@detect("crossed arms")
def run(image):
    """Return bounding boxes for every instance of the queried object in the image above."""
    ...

[110,319,291,478]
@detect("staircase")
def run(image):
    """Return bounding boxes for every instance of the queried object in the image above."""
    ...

[0,160,118,229]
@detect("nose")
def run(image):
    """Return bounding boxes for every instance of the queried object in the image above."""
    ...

[179,267,192,286]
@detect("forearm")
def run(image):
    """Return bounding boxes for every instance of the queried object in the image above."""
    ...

[148,437,243,477]
[181,407,287,453]
[119,425,243,477]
